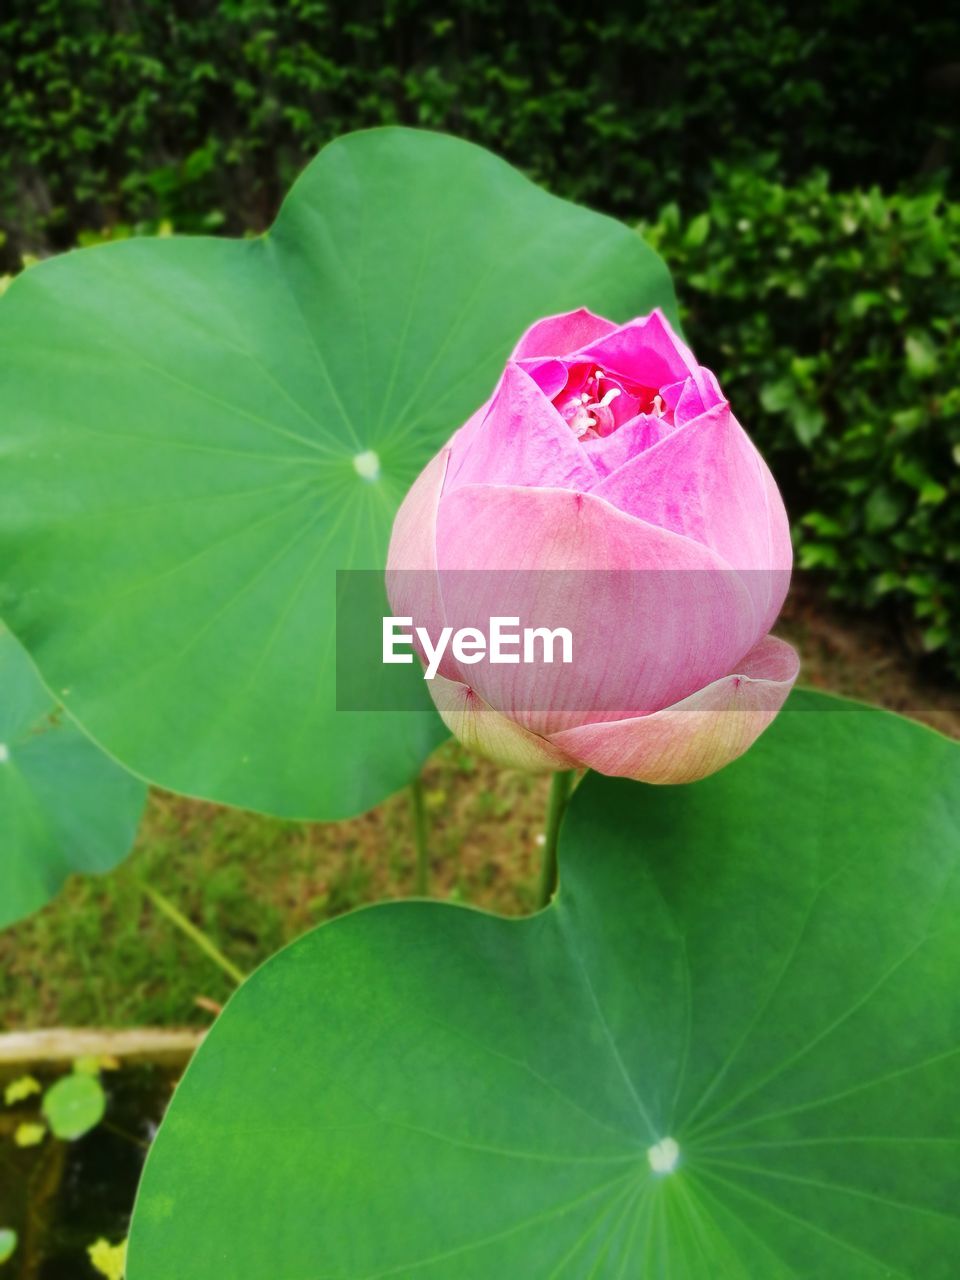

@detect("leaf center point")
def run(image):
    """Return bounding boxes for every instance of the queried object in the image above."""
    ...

[647,1136,680,1175]
[353,450,381,481]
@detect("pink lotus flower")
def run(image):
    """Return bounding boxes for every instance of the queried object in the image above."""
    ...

[387,308,799,784]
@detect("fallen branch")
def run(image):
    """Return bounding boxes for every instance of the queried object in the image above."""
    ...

[0,1028,204,1070]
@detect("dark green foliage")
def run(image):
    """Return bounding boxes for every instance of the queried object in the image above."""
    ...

[645,168,960,673]
[1,0,957,264]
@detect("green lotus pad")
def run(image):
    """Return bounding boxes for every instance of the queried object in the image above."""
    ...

[128,690,960,1278]
[0,628,146,929]
[0,128,676,820]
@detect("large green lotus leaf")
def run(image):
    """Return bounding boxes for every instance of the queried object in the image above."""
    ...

[0,129,677,820]
[0,628,146,928]
[127,690,960,1278]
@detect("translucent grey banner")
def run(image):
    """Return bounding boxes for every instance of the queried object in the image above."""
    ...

[335,570,958,717]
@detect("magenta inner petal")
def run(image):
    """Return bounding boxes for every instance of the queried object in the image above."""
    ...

[582,413,676,479]
[511,307,618,361]
[443,363,598,496]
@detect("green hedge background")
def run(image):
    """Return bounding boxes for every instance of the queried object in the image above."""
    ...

[645,172,960,669]
[1,1,958,672]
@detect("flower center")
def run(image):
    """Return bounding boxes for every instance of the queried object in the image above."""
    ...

[556,368,619,438]
[554,365,666,440]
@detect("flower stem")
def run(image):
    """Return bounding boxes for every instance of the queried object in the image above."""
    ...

[409,777,430,896]
[536,770,575,909]
[138,880,246,986]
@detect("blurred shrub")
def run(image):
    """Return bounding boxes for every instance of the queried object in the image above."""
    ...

[644,169,960,673]
[1,0,956,265]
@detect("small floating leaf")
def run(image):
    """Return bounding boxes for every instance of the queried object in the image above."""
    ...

[13,1122,46,1148]
[89,1238,127,1280]
[0,1229,17,1265]
[3,1075,41,1106]
[42,1072,106,1141]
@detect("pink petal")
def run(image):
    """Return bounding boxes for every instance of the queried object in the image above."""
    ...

[511,308,618,361]
[442,397,500,469]
[590,402,792,636]
[571,309,707,400]
[387,448,448,574]
[582,412,675,478]
[386,448,460,681]
[515,356,569,401]
[443,364,598,495]
[427,672,576,772]
[548,635,800,783]
[659,369,726,422]
[434,484,760,734]
[659,376,699,423]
